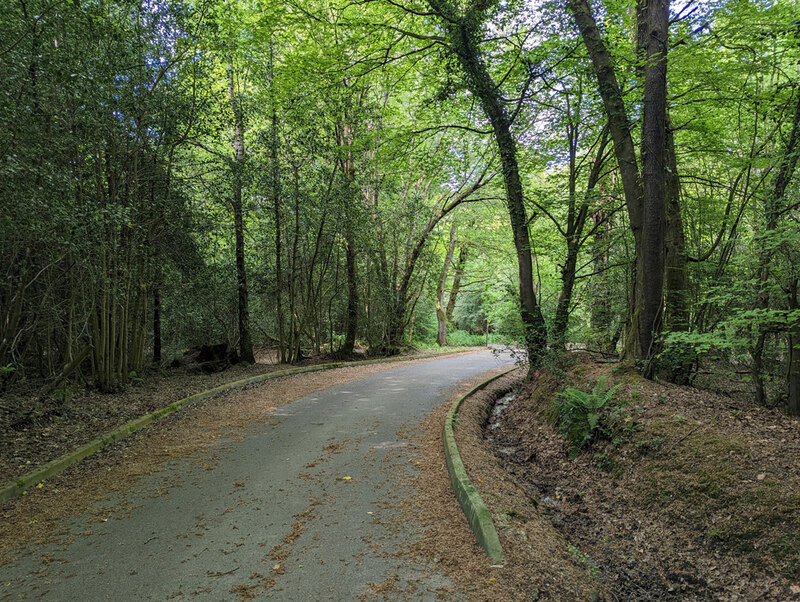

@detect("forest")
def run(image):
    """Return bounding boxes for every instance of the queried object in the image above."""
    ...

[2,0,800,415]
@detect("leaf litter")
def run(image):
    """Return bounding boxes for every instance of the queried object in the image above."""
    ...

[487,357,800,600]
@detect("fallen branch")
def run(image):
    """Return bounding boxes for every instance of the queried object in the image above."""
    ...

[207,567,239,577]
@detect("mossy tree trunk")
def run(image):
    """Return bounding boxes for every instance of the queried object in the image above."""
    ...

[427,0,548,368]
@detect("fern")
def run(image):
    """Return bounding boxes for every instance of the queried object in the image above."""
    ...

[553,376,624,455]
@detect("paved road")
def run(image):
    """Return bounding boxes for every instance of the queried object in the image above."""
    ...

[2,350,513,601]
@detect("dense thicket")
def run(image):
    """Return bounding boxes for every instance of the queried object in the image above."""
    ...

[2,0,799,414]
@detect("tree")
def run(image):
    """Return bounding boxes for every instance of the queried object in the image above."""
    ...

[436,222,458,346]
[567,0,670,369]
[422,0,548,367]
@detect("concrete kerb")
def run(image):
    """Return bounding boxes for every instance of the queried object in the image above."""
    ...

[443,366,518,563]
[0,349,473,506]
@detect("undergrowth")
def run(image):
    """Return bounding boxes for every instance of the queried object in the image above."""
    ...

[533,360,800,582]
[551,376,631,456]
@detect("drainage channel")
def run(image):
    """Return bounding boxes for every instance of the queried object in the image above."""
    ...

[486,391,517,457]
[483,389,561,514]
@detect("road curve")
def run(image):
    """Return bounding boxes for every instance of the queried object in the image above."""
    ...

[2,350,514,601]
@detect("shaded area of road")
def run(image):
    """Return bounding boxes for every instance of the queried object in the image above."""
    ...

[1,350,513,601]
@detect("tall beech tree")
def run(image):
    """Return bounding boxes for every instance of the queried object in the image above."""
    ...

[567,0,670,369]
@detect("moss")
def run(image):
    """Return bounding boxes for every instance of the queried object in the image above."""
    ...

[571,363,589,378]
[638,427,745,513]
[504,508,527,520]
[593,448,624,477]
[715,480,800,578]
[611,363,640,383]
[632,422,800,580]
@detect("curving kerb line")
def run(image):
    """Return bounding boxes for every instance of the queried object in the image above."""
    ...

[0,349,473,506]
[443,367,517,563]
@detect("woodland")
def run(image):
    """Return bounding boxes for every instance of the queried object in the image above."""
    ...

[2,0,800,417]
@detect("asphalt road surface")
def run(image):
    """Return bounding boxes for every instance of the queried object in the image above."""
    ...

[2,350,513,601]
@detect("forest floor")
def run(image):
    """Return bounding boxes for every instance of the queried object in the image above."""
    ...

[0,347,468,485]
[416,356,800,601]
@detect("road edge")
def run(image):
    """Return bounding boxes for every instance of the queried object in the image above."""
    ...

[1,349,475,505]
[443,366,517,563]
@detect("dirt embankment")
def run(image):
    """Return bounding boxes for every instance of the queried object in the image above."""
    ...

[486,359,800,601]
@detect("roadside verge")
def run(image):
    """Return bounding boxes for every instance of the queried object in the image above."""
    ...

[442,366,516,562]
[1,350,472,505]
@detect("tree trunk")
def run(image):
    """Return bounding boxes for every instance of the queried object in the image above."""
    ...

[663,116,689,334]
[661,115,693,383]
[567,0,643,235]
[37,344,91,402]
[787,280,800,415]
[436,223,458,346]
[342,233,358,356]
[227,61,254,364]
[590,207,613,351]
[553,125,605,348]
[443,15,547,366]
[287,162,303,363]
[269,85,286,363]
[568,0,644,362]
[569,0,671,367]
[445,246,467,322]
[554,238,581,348]
[553,118,580,349]
[637,0,669,370]
[338,118,359,357]
[152,281,162,365]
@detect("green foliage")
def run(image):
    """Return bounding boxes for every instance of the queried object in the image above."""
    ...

[446,329,485,347]
[411,296,439,344]
[1,0,799,410]
[551,377,627,455]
